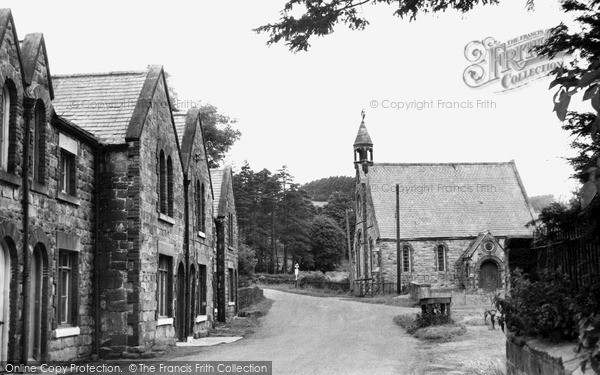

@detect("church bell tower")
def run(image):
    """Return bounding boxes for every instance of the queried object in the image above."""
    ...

[353,110,373,174]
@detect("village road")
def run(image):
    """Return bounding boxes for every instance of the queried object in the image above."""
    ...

[177,289,425,375]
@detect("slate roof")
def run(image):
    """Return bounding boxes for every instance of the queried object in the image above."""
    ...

[354,121,372,146]
[173,112,186,146]
[368,161,535,239]
[210,168,224,215]
[52,71,148,144]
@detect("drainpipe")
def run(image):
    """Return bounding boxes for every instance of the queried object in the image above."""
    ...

[21,99,34,364]
[93,147,102,356]
[183,176,190,339]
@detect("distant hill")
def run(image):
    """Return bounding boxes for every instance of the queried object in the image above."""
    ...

[301,176,355,202]
[529,194,555,213]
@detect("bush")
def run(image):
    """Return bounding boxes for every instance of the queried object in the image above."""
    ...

[494,269,579,340]
[495,269,600,372]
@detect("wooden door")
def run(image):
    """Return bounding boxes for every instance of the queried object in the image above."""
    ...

[0,244,9,364]
[479,261,500,291]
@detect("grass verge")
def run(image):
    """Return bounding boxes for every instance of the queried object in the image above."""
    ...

[393,313,467,341]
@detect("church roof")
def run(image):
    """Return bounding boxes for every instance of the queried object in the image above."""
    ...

[368,161,535,239]
[354,121,372,146]
[52,70,149,144]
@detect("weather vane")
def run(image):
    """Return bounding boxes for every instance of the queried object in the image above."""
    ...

[361,109,365,121]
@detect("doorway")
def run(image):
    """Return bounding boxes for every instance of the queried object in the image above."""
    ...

[177,263,186,341]
[29,245,45,361]
[479,260,500,291]
[0,242,10,364]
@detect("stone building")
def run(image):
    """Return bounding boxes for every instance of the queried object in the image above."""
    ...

[0,10,98,363]
[0,8,237,364]
[210,166,239,322]
[352,117,535,293]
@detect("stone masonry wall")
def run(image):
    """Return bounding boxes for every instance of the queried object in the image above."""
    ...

[187,116,214,335]
[137,76,185,347]
[379,238,473,288]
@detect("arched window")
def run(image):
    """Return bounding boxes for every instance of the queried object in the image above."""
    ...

[402,245,411,272]
[437,245,446,272]
[159,150,166,214]
[33,100,45,183]
[0,84,10,171]
[195,180,202,232]
[167,156,173,216]
[201,183,206,232]
[355,230,362,277]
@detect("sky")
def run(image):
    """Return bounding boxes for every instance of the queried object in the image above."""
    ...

[4,1,583,200]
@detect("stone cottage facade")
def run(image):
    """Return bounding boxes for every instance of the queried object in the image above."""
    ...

[352,117,535,293]
[0,9,237,365]
[210,166,239,322]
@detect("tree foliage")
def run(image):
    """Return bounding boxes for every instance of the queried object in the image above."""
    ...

[537,0,600,181]
[301,176,355,201]
[254,0,501,52]
[309,215,347,272]
[198,104,241,168]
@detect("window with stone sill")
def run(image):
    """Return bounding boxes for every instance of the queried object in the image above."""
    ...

[402,245,411,273]
[437,245,447,272]
[228,212,234,248]
[57,250,78,327]
[0,80,17,174]
[199,264,207,315]
[157,255,173,318]
[228,268,234,302]
[59,150,76,196]
[32,100,46,184]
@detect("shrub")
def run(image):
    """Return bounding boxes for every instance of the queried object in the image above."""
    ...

[495,269,600,373]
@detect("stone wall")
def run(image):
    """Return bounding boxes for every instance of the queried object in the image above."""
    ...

[238,286,264,311]
[379,238,472,288]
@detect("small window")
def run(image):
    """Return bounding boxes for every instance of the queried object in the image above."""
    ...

[201,184,206,232]
[33,100,45,183]
[196,181,206,233]
[437,245,446,272]
[58,251,77,326]
[157,255,172,317]
[167,156,173,216]
[402,246,411,272]
[228,212,234,247]
[0,84,10,171]
[60,150,76,195]
[199,264,207,315]
[159,150,166,214]
[484,241,495,252]
[228,268,234,302]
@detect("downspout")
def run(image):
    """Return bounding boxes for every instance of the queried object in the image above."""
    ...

[93,146,102,356]
[183,176,190,338]
[21,99,34,363]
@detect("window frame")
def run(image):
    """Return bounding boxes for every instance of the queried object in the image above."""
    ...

[402,245,411,273]
[436,245,446,272]
[159,150,166,215]
[228,268,234,303]
[0,84,10,171]
[166,156,173,217]
[32,100,45,184]
[198,264,207,315]
[227,212,234,248]
[157,255,173,318]
[59,150,76,196]
[57,250,78,327]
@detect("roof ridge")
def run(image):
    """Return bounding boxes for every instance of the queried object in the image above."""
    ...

[373,161,514,166]
[52,70,147,79]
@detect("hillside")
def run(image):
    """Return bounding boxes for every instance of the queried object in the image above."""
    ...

[301,176,354,202]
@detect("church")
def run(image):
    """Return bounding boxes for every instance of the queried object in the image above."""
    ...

[352,115,536,294]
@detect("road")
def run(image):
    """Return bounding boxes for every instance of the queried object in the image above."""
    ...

[178,289,424,375]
